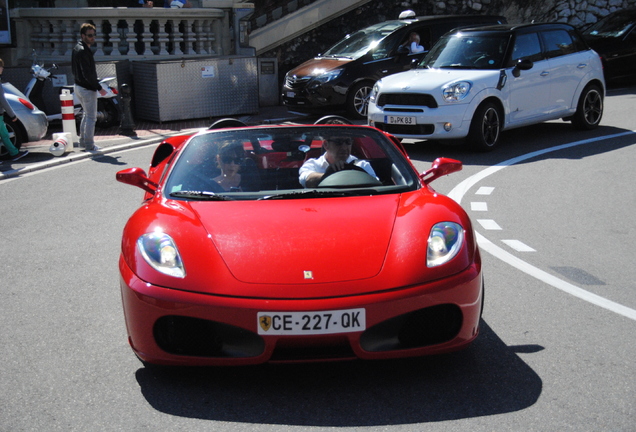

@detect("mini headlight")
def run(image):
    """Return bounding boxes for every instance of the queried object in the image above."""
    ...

[427,222,464,267]
[442,81,471,102]
[137,232,186,278]
[369,82,380,104]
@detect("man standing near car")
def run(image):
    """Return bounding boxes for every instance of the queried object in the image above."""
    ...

[72,23,106,152]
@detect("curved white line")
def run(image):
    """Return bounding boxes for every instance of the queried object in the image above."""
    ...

[449,131,636,321]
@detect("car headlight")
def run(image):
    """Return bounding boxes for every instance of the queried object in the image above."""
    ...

[427,222,464,267]
[369,82,380,104]
[310,68,343,87]
[137,232,186,278]
[442,81,471,102]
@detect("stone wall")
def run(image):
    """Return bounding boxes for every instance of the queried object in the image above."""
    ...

[256,0,636,84]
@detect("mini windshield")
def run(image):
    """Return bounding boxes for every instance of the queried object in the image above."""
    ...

[164,126,418,201]
[322,21,407,59]
[419,32,511,70]
[582,13,635,38]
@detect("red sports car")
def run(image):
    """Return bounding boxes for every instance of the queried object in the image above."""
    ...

[116,123,483,367]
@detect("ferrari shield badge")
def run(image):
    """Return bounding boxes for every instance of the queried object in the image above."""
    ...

[259,315,271,332]
[304,270,313,279]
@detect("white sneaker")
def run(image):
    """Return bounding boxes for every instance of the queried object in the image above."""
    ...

[86,145,102,152]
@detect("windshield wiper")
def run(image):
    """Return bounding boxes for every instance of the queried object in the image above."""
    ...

[170,190,234,201]
[259,189,373,200]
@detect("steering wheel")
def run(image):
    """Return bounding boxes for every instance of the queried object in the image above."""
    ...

[317,163,381,188]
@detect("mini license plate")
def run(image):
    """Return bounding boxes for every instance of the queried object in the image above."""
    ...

[385,115,416,125]
[257,308,365,335]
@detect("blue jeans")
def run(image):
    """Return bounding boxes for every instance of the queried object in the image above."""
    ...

[0,118,19,156]
[74,84,98,150]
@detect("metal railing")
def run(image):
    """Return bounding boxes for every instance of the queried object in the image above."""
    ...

[9,7,232,65]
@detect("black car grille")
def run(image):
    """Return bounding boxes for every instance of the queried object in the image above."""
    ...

[377,93,438,108]
[375,122,435,135]
[285,75,311,89]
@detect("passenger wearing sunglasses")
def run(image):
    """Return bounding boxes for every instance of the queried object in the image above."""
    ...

[299,135,376,188]
[213,141,258,192]
[72,23,107,152]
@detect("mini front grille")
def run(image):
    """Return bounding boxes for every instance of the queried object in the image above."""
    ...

[375,122,435,135]
[377,93,438,108]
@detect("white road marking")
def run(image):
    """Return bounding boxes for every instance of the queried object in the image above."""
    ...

[449,131,636,322]
[502,239,536,252]
[475,186,495,195]
[471,202,488,211]
[477,219,502,230]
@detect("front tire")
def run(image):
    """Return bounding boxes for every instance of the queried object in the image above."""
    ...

[0,118,25,160]
[468,101,502,152]
[346,81,373,120]
[572,84,603,130]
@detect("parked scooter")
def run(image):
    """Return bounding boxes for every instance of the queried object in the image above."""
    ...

[25,61,120,129]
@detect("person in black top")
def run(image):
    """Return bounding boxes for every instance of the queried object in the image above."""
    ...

[72,23,106,152]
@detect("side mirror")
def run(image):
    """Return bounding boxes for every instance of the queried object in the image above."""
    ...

[420,157,462,185]
[116,167,159,194]
[512,58,533,78]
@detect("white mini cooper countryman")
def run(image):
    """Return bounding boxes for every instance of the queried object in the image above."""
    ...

[367,23,605,151]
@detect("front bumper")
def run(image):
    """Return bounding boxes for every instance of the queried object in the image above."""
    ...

[120,256,483,366]
[367,102,473,140]
[281,83,347,113]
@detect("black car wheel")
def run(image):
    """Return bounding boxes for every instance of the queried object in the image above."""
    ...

[346,81,373,120]
[314,115,353,125]
[572,84,603,130]
[468,101,502,152]
[0,118,25,160]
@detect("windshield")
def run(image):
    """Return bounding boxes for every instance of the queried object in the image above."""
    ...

[419,32,511,70]
[322,21,407,59]
[164,126,418,201]
[582,13,635,38]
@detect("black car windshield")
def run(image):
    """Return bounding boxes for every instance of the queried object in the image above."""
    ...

[322,21,407,59]
[419,32,510,70]
[582,13,635,38]
[164,126,418,201]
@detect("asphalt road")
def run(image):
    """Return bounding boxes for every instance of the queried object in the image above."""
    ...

[0,85,634,431]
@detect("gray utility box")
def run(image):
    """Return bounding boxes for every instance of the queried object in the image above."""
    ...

[132,57,259,122]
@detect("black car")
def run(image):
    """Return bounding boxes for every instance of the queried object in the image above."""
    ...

[581,8,636,84]
[282,12,507,119]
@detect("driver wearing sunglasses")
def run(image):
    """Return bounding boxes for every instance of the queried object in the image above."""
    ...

[299,135,377,188]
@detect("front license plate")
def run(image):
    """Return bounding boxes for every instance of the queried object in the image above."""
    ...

[257,308,365,335]
[286,91,296,98]
[385,115,416,125]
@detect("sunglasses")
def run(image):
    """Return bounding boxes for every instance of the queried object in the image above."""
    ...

[85,33,96,38]
[329,138,352,146]
[221,156,243,165]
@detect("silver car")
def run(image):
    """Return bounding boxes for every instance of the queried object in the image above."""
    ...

[0,82,48,159]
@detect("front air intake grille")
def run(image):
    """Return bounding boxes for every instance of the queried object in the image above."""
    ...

[374,122,435,135]
[377,93,438,108]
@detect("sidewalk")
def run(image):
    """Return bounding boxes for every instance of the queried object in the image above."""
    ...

[0,105,309,180]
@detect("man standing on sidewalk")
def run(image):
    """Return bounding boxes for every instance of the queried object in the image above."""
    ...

[72,23,106,152]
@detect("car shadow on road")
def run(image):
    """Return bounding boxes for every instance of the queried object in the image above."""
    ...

[134,321,543,426]
[403,123,636,168]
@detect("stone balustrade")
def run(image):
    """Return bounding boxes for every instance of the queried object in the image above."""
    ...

[8,7,232,65]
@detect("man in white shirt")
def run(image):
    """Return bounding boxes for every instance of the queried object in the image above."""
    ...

[298,136,377,188]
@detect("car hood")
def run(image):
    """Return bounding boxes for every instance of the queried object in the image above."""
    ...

[288,57,353,77]
[379,68,500,92]
[191,196,398,284]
